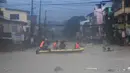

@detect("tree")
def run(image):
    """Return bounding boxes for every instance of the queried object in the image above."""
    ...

[64,16,85,37]
[0,0,6,3]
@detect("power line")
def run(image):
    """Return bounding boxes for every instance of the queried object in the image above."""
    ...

[7,3,96,7]
[46,6,92,11]
[7,3,31,6]
[7,3,95,7]
[7,0,111,7]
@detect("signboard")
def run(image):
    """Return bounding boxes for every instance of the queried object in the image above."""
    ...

[95,9,103,25]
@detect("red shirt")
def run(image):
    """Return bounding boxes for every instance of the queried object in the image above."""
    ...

[53,42,57,48]
[75,43,80,49]
[40,41,45,48]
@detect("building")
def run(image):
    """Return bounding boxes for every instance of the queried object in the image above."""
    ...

[79,2,113,43]
[0,8,29,44]
[86,12,100,39]
[112,0,130,44]
[113,0,130,29]
[80,12,100,40]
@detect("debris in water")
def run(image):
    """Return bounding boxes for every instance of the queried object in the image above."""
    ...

[123,69,127,71]
[54,66,63,72]
[84,67,98,70]
[107,68,115,72]
[128,67,130,70]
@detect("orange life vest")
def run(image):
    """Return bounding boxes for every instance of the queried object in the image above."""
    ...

[53,42,57,48]
[40,41,45,48]
[75,43,80,49]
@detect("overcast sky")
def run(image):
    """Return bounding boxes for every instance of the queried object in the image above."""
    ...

[7,0,104,22]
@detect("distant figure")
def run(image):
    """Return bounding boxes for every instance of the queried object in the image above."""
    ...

[126,27,130,44]
[31,37,34,45]
[121,30,126,45]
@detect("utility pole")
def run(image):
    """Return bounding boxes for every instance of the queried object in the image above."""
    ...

[44,10,47,38]
[38,0,42,37]
[30,0,34,37]
[44,10,47,27]
[124,0,126,30]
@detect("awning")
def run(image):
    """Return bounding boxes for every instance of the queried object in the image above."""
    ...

[114,8,130,16]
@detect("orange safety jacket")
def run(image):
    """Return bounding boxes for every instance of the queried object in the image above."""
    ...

[75,43,80,49]
[53,42,57,48]
[40,41,45,48]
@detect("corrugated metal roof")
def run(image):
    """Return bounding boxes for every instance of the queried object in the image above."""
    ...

[5,8,30,13]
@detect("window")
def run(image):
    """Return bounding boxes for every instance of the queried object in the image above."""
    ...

[26,27,30,33]
[125,0,130,7]
[10,14,19,20]
[12,25,17,32]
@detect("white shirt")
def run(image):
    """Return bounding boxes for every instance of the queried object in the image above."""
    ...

[122,31,125,38]
[21,34,24,41]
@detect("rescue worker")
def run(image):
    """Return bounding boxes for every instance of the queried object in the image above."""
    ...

[39,39,45,49]
[59,40,66,49]
[53,40,58,49]
[75,42,80,49]
[39,38,49,50]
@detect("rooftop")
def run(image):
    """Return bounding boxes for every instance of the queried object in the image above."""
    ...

[87,12,94,17]
[5,8,30,14]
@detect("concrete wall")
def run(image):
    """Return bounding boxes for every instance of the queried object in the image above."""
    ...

[3,23,11,33]
[0,8,28,43]
[0,21,11,33]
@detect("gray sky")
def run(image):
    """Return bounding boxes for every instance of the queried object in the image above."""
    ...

[7,0,103,22]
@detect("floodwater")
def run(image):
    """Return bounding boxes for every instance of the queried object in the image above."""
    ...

[0,43,130,73]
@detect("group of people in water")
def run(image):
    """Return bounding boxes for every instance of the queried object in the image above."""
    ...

[39,38,80,50]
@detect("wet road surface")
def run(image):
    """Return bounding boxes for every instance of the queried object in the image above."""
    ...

[0,43,130,73]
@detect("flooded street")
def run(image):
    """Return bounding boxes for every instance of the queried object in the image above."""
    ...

[1,0,130,73]
[1,44,130,73]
